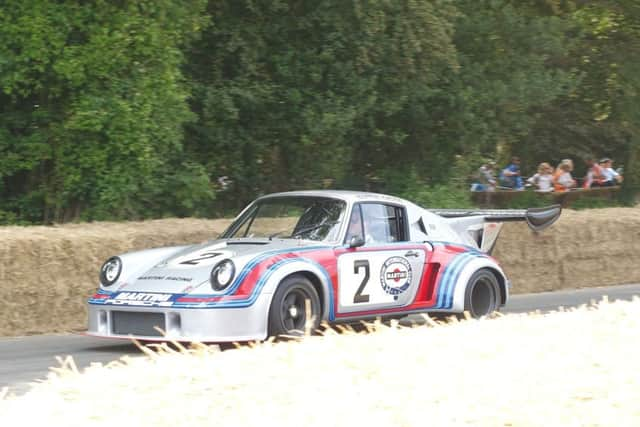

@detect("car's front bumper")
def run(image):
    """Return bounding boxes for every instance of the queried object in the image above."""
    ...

[86,293,272,342]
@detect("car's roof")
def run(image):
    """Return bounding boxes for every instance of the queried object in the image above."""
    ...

[255,190,411,205]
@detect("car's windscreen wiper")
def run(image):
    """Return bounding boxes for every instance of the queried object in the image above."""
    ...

[268,229,289,240]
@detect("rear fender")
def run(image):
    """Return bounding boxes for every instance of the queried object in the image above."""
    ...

[450,257,508,312]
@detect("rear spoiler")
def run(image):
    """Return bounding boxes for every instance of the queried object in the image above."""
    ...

[429,204,562,232]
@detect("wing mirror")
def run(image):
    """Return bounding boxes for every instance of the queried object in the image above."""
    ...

[348,235,365,248]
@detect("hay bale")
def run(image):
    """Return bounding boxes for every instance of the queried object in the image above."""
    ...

[494,206,640,293]
[0,206,639,337]
[0,219,231,336]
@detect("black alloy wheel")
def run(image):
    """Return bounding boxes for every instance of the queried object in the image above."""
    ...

[268,275,321,337]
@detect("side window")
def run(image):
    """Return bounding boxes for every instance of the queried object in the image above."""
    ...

[344,204,364,243]
[361,204,406,244]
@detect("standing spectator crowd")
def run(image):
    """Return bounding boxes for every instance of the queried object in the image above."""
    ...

[471,156,623,192]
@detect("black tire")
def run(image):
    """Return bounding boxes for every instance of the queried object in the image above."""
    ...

[268,275,321,337]
[464,269,500,318]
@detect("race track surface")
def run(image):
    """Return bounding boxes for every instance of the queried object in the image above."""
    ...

[2,283,639,396]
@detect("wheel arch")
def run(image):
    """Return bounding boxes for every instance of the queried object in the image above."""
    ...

[451,258,509,311]
[294,271,330,321]
[262,260,334,323]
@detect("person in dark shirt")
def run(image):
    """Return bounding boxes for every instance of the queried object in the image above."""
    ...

[499,157,524,190]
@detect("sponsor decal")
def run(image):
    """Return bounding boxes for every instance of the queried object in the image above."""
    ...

[379,257,412,296]
[106,292,174,307]
[137,275,193,282]
[166,276,193,282]
[138,275,166,280]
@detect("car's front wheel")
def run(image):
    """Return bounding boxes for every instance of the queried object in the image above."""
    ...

[464,269,500,318]
[268,275,321,337]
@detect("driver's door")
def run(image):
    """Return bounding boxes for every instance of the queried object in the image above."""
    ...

[336,203,426,315]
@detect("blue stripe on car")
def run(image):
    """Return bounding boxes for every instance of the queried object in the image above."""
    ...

[432,243,487,310]
[219,245,332,296]
[445,253,487,308]
[173,256,334,313]
[436,253,469,308]
[91,254,336,316]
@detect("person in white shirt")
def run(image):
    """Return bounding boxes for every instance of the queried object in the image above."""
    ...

[553,161,576,192]
[599,158,623,186]
[527,162,554,192]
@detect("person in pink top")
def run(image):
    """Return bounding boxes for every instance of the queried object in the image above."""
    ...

[582,158,606,189]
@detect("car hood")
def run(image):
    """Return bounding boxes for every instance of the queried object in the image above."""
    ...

[113,238,331,294]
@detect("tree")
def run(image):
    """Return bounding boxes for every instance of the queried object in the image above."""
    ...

[0,0,209,222]
[185,0,459,211]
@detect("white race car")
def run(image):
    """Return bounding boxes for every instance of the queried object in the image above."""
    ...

[87,190,560,341]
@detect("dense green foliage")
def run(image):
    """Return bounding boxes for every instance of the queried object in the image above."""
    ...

[0,0,638,223]
[0,0,209,222]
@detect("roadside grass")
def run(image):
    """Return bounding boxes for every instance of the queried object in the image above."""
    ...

[2,298,639,426]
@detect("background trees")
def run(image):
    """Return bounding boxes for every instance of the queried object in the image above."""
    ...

[0,0,209,222]
[0,0,638,223]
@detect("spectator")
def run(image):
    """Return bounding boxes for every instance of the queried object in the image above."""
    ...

[582,157,604,189]
[553,160,576,192]
[553,159,574,188]
[582,158,606,189]
[470,161,497,192]
[599,158,623,186]
[499,156,524,190]
[527,162,554,192]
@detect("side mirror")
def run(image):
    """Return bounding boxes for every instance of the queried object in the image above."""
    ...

[348,235,365,248]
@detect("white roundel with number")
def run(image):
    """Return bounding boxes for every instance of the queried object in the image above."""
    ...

[337,249,425,313]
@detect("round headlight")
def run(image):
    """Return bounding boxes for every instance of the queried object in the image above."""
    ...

[210,259,235,291]
[100,256,122,287]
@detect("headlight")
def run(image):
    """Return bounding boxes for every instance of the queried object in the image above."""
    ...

[100,256,122,287]
[210,259,235,291]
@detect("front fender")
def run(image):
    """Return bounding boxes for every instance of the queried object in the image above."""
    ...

[259,258,335,322]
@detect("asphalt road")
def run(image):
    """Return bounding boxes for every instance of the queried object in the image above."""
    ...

[1,283,639,396]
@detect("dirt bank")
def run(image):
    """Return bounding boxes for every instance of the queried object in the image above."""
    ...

[0,207,638,336]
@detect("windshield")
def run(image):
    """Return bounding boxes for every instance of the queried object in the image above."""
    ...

[223,196,346,242]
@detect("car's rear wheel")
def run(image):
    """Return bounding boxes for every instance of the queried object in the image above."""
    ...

[268,275,321,337]
[464,269,500,318]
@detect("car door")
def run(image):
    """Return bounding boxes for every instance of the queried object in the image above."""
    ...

[336,202,427,315]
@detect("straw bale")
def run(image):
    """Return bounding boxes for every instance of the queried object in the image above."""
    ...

[0,219,231,337]
[1,299,640,426]
[493,206,640,293]
[0,206,639,337]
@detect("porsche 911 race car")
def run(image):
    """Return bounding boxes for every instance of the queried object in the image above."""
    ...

[87,190,561,342]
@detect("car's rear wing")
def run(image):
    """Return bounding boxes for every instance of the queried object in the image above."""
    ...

[429,205,562,232]
[427,205,561,254]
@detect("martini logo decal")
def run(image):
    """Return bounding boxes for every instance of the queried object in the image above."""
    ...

[379,257,412,296]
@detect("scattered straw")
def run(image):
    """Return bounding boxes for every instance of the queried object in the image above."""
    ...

[1,298,639,426]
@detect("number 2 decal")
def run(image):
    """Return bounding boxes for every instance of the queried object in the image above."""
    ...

[179,252,221,265]
[353,259,370,303]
